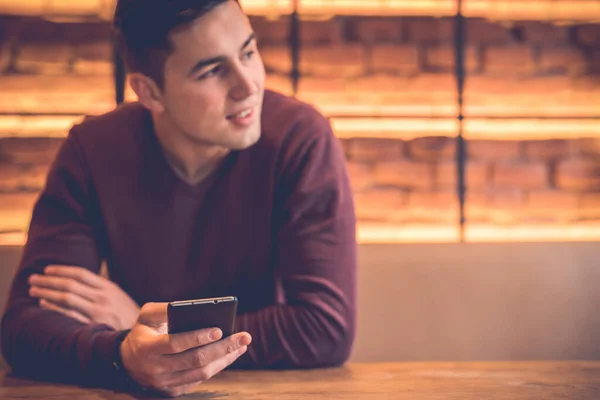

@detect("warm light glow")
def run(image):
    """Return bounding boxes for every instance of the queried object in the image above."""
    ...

[0,0,598,21]
[0,115,83,137]
[331,117,600,140]
[5,223,600,246]
[358,223,461,244]
[331,118,459,139]
[0,232,27,247]
[465,223,600,243]
[2,116,600,141]
[464,119,600,141]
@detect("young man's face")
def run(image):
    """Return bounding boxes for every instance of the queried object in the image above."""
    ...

[159,0,265,150]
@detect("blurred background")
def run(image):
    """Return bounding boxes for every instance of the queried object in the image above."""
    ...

[0,0,599,366]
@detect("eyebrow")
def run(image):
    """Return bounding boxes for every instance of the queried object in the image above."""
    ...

[187,33,256,77]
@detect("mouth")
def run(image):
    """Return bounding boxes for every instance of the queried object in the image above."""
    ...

[227,108,253,120]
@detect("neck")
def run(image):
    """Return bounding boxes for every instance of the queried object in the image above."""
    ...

[152,114,230,185]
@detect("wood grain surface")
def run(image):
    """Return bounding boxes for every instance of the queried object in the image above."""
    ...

[1,362,599,399]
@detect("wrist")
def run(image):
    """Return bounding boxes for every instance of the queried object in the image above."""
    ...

[111,330,141,391]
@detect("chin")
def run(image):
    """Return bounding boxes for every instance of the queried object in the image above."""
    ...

[228,126,261,150]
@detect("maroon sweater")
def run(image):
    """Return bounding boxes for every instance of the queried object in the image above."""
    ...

[1,90,357,387]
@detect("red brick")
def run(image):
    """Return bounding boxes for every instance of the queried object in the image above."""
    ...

[265,73,293,96]
[0,192,38,212]
[539,47,586,75]
[524,140,576,161]
[346,161,374,192]
[371,44,419,75]
[0,163,48,192]
[527,190,580,212]
[0,192,38,232]
[407,18,454,43]
[425,45,479,72]
[374,160,434,189]
[465,76,572,96]
[580,193,600,218]
[465,189,525,223]
[591,50,600,74]
[576,139,600,157]
[467,19,513,44]
[14,19,61,43]
[518,22,569,45]
[468,141,522,161]
[0,138,63,165]
[405,190,459,223]
[250,16,289,45]
[576,24,600,47]
[63,22,112,44]
[259,45,291,74]
[556,157,600,190]
[300,19,343,45]
[73,42,111,62]
[353,188,405,221]
[490,188,526,210]
[0,163,23,192]
[493,161,549,189]
[408,137,455,161]
[15,42,72,74]
[437,160,488,190]
[301,45,366,77]
[21,164,49,190]
[407,73,457,99]
[347,138,404,161]
[354,17,403,43]
[483,45,535,75]
[0,39,12,72]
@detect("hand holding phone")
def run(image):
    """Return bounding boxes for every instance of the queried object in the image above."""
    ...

[119,300,250,397]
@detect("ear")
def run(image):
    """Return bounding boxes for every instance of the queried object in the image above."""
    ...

[129,73,165,113]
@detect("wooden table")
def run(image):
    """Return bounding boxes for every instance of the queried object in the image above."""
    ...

[1,362,599,399]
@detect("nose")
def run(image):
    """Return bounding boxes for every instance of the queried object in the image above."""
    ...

[229,64,257,101]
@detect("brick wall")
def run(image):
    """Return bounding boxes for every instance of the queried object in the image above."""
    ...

[0,13,599,241]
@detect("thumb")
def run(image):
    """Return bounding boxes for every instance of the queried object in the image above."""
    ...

[137,302,168,329]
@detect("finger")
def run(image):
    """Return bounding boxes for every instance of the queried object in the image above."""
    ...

[29,286,94,318]
[165,332,251,372]
[28,274,98,302]
[166,345,248,389]
[150,327,222,356]
[44,265,104,289]
[39,298,92,324]
[138,302,168,327]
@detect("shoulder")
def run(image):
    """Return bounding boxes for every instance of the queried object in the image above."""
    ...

[257,90,336,166]
[260,90,333,146]
[68,102,148,149]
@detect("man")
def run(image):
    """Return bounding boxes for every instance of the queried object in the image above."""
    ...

[0,0,357,397]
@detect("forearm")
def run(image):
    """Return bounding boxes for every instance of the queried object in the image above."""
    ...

[233,299,354,369]
[1,298,126,387]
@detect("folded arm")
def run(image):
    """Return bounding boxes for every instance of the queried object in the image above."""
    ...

[0,129,125,386]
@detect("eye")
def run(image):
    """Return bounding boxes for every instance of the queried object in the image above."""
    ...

[199,65,222,79]
[242,50,256,61]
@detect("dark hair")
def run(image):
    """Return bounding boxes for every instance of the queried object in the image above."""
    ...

[113,0,239,88]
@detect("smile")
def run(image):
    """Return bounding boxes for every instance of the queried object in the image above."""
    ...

[228,108,253,119]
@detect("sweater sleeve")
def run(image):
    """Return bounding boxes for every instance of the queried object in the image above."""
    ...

[0,127,126,387]
[234,114,357,369]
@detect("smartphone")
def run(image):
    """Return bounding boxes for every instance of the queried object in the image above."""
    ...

[167,296,238,336]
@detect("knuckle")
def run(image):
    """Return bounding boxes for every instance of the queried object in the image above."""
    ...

[226,341,237,354]
[167,336,180,353]
[62,293,76,305]
[192,350,208,368]
[140,302,154,314]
